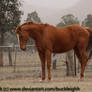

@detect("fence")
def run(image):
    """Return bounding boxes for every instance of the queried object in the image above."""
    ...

[0,45,92,80]
[0,45,67,80]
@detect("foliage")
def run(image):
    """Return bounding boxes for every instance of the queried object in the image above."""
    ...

[0,0,23,33]
[56,14,79,27]
[82,14,92,28]
[26,11,41,23]
[0,0,23,45]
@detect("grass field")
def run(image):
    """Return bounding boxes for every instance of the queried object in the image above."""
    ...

[0,51,92,92]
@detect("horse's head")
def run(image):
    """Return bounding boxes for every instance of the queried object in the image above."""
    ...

[15,22,44,50]
[15,24,31,51]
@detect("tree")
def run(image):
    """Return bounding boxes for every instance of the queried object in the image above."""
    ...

[56,14,79,27]
[82,14,92,27]
[26,11,41,23]
[56,14,80,76]
[0,0,23,66]
[26,11,42,45]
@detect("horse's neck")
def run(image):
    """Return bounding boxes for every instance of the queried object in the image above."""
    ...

[29,26,42,42]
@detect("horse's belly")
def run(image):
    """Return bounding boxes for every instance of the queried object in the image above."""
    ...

[53,48,72,53]
[53,43,75,53]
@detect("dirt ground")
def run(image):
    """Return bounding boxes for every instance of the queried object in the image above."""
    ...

[0,52,92,92]
[0,75,92,92]
[0,71,92,92]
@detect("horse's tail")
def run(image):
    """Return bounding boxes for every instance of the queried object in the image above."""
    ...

[85,27,92,60]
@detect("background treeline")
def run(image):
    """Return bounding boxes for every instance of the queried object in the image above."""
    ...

[0,0,92,46]
[0,0,92,71]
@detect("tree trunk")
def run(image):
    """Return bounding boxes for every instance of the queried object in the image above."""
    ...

[8,47,12,66]
[0,49,3,66]
[66,50,75,76]
[0,33,4,66]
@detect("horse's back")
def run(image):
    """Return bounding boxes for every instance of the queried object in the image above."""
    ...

[43,24,89,53]
[42,25,77,53]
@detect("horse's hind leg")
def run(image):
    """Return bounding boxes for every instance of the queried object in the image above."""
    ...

[80,50,87,79]
[74,47,88,79]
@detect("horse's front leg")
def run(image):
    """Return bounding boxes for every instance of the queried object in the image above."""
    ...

[46,49,52,80]
[38,51,46,81]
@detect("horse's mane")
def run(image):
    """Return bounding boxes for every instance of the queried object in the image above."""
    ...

[16,22,54,33]
[20,21,34,27]
[20,21,53,28]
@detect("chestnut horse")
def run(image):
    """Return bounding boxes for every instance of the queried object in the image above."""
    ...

[15,22,92,81]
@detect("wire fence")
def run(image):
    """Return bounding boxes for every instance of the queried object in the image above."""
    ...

[0,45,92,80]
[0,45,67,80]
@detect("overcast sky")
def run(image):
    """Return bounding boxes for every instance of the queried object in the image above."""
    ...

[21,0,80,25]
[23,0,80,9]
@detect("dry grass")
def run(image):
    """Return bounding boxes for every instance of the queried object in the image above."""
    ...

[0,75,92,92]
[0,52,92,92]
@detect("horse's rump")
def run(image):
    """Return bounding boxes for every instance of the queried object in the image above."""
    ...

[84,27,92,59]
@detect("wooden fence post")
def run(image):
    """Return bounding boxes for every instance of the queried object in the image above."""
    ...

[8,47,12,66]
